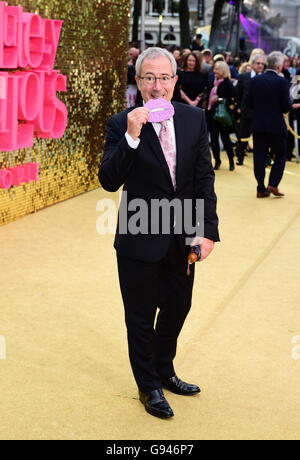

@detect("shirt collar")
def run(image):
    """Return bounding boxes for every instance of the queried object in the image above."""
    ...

[251,69,263,77]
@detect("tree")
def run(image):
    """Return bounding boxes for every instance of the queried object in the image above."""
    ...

[132,0,141,44]
[179,0,190,49]
[209,0,226,51]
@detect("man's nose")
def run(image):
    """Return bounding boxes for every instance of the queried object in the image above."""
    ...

[153,78,163,89]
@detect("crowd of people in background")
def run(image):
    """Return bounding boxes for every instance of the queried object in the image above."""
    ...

[126,41,300,195]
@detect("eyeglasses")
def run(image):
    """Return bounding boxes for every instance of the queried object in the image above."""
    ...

[255,62,265,66]
[139,75,175,85]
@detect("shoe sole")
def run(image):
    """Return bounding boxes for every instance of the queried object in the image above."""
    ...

[144,406,174,419]
[268,192,284,197]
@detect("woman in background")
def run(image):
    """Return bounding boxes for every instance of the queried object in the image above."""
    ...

[207,61,236,171]
[289,56,299,77]
[175,52,208,108]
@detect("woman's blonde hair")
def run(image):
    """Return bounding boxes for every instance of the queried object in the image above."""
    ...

[213,53,225,63]
[248,48,265,63]
[214,60,231,79]
[239,62,251,74]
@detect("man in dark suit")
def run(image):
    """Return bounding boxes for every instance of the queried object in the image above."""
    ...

[235,54,266,165]
[99,48,219,419]
[246,51,291,198]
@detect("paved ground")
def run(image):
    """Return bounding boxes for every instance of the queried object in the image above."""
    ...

[1,153,300,440]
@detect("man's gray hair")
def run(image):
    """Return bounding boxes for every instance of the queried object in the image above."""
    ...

[267,51,284,70]
[135,47,177,77]
[250,53,266,65]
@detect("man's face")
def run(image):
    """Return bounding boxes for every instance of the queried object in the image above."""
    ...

[204,53,212,64]
[136,56,178,103]
[252,59,265,74]
[173,50,180,61]
[186,55,197,71]
[128,48,139,61]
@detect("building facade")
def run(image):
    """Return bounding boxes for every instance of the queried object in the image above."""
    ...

[270,0,300,37]
[129,0,216,47]
[130,1,300,50]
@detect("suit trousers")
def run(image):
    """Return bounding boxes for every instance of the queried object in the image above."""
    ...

[253,131,287,192]
[117,235,195,393]
[235,116,252,160]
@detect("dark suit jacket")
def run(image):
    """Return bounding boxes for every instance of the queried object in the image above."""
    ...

[236,71,252,118]
[216,78,236,104]
[246,70,291,134]
[99,102,220,263]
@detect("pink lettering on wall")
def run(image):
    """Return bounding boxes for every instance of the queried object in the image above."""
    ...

[0,162,40,189]
[0,1,67,153]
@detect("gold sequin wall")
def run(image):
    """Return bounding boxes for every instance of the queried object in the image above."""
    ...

[0,0,130,226]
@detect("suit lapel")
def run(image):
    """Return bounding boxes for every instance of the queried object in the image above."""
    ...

[173,102,185,188]
[140,121,174,188]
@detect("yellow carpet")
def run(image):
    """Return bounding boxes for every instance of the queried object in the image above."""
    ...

[1,154,300,440]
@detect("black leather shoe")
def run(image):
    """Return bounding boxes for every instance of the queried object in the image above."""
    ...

[139,389,174,419]
[160,375,201,396]
[214,159,221,170]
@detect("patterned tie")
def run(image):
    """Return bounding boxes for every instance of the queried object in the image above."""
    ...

[158,120,176,190]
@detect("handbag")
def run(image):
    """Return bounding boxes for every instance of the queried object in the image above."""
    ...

[213,98,233,127]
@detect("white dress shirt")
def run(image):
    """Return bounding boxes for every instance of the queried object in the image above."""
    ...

[251,69,263,78]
